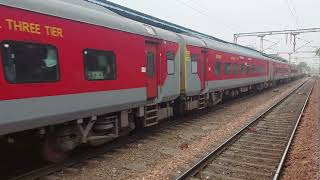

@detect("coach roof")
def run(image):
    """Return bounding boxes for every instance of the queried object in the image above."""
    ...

[0,0,181,43]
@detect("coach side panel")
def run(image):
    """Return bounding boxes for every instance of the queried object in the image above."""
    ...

[156,41,180,103]
[205,49,269,92]
[183,45,202,96]
[0,5,147,135]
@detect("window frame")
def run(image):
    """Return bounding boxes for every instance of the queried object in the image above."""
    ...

[246,64,251,74]
[240,64,245,74]
[224,62,231,75]
[166,51,175,75]
[251,64,255,74]
[191,54,198,74]
[1,40,60,84]
[146,51,155,78]
[256,65,264,73]
[83,48,117,81]
[233,63,238,75]
[215,61,221,75]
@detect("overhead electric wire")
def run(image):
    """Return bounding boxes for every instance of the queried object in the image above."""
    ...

[283,0,301,29]
[289,0,303,28]
[180,0,240,29]
[175,0,238,34]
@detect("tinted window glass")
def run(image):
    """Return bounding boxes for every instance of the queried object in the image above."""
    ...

[167,51,174,60]
[234,63,238,74]
[146,52,155,77]
[191,54,198,74]
[1,41,59,83]
[167,51,175,75]
[240,64,245,74]
[225,63,231,74]
[84,49,116,80]
[251,64,255,73]
[215,61,221,75]
[257,66,264,73]
[246,64,250,74]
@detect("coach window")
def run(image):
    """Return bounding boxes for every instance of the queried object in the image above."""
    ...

[233,63,238,74]
[167,51,175,75]
[146,52,155,77]
[1,41,59,83]
[246,64,251,74]
[225,63,231,74]
[215,61,221,75]
[257,66,263,73]
[84,49,116,80]
[240,64,245,74]
[191,54,198,74]
[251,65,255,74]
[256,66,261,73]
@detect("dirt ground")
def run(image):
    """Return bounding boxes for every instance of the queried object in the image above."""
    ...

[281,77,320,180]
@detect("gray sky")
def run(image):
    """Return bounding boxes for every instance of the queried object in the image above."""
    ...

[107,0,320,67]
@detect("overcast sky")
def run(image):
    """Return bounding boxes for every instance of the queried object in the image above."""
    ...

[106,0,320,67]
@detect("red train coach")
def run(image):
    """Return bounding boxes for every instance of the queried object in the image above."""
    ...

[176,35,272,112]
[0,1,146,133]
[0,0,182,160]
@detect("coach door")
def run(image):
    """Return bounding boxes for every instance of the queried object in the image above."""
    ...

[145,43,158,99]
[200,51,207,90]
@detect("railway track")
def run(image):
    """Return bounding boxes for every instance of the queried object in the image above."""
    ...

[176,78,314,180]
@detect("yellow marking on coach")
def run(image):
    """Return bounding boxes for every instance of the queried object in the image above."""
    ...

[5,19,41,34]
[4,18,63,38]
[184,46,188,91]
[178,46,181,92]
[44,25,63,38]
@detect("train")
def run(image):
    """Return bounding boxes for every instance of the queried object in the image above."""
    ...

[0,0,303,161]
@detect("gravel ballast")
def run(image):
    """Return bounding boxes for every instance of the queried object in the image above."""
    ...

[281,78,320,180]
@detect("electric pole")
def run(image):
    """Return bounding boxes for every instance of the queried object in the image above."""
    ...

[234,28,320,53]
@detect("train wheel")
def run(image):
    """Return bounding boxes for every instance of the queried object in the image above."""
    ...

[42,127,80,162]
[207,94,214,108]
[42,135,68,163]
[173,98,184,120]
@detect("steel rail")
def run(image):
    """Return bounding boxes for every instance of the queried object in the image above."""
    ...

[273,79,315,180]
[175,78,311,180]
